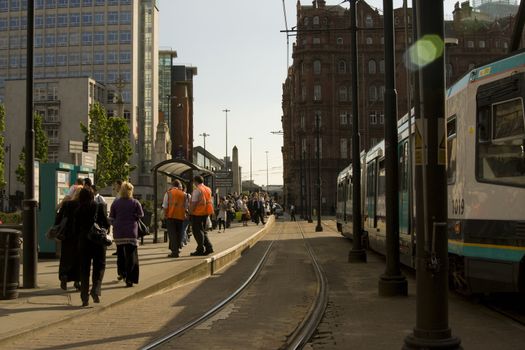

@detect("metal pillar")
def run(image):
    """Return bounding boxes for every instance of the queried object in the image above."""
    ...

[348,0,366,263]
[300,149,305,220]
[223,108,230,164]
[307,143,313,224]
[403,0,461,348]
[315,114,323,232]
[378,0,408,297]
[23,0,37,288]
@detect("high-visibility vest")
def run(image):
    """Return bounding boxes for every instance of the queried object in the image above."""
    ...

[192,184,214,216]
[165,187,186,220]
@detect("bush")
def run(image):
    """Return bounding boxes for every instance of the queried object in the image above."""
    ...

[0,211,22,224]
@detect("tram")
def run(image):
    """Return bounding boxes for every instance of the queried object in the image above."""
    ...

[336,49,525,293]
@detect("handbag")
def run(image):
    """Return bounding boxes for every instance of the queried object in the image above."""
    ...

[88,204,113,246]
[138,218,149,238]
[46,217,68,241]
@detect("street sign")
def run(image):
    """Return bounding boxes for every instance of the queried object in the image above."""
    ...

[69,140,83,154]
[87,142,99,154]
[215,170,233,187]
[81,152,97,168]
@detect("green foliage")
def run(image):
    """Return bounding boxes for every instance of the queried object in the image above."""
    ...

[81,102,133,187]
[15,113,48,185]
[0,211,22,224]
[0,104,5,189]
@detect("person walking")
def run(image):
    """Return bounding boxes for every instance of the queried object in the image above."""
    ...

[55,187,82,291]
[217,197,227,233]
[109,181,143,287]
[189,175,214,256]
[75,187,110,306]
[240,195,250,226]
[181,183,191,246]
[162,179,186,258]
[290,204,296,221]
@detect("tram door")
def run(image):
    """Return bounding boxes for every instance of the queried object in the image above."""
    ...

[366,159,377,228]
[398,140,410,235]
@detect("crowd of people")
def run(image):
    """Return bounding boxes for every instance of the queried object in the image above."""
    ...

[52,174,278,307]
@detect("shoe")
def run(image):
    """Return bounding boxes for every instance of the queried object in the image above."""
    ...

[205,249,214,255]
[117,275,123,281]
[217,230,221,233]
[126,282,133,287]
[74,281,81,291]
[112,252,117,256]
[190,251,206,256]
[90,291,100,303]
[82,300,89,307]
[60,280,67,291]
[167,253,179,258]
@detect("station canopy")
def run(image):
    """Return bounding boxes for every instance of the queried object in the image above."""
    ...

[151,158,213,180]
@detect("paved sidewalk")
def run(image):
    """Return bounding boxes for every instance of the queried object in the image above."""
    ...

[0,217,274,346]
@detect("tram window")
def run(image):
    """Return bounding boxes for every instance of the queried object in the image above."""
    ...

[447,117,457,184]
[399,141,409,190]
[492,99,525,141]
[377,163,385,196]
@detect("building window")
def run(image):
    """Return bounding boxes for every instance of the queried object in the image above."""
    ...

[313,59,321,74]
[339,86,348,102]
[340,112,348,125]
[365,15,373,28]
[120,11,131,24]
[300,114,305,129]
[9,34,19,49]
[301,85,306,101]
[313,16,319,25]
[337,37,343,45]
[82,31,92,45]
[9,16,19,29]
[69,52,80,65]
[94,12,104,24]
[340,138,348,159]
[379,60,385,74]
[35,15,43,28]
[45,34,55,47]
[57,0,67,7]
[479,40,485,48]
[82,12,92,26]
[338,60,346,74]
[34,34,42,47]
[313,84,321,101]
[368,60,376,74]
[366,37,373,45]
[57,32,67,46]
[106,51,117,63]
[95,0,104,5]
[368,85,377,102]
[57,14,67,26]
[69,13,80,26]
[45,53,55,66]
[56,53,66,65]
[9,55,18,68]
[107,11,118,25]
[379,85,385,102]
[70,0,80,6]
[378,113,384,125]
[47,127,59,144]
[313,37,320,44]
[314,112,322,127]
[94,31,104,45]
[82,0,92,5]
[107,31,118,44]
[315,137,323,158]
[119,50,131,64]
[303,17,309,26]
[301,138,306,154]
[369,112,377,125]
[69,32,79,45]
[82,52,91,65]
[467,40,474,48]
[47,106,59,122]
[94,51,104,64]
[119,30,131,44]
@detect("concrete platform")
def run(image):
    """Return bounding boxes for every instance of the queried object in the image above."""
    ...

[0,217,274,346]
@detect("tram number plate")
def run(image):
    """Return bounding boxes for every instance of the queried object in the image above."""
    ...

[451,198,464,216]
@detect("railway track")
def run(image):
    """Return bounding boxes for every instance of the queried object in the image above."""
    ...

[142,221,328,350]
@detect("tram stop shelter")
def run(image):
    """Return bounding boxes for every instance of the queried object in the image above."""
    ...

[151,159,213,242]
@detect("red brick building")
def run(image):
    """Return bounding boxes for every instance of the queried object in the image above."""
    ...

[281,0,521,214]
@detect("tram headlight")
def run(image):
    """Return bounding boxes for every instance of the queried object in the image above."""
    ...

[454,221,461,236]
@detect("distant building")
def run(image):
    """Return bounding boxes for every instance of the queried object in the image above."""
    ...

[171,65,197,162]
[282,0,523,214]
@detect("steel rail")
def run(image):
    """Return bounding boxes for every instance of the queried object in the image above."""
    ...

[141,226,282,350]
[283,221,329,350]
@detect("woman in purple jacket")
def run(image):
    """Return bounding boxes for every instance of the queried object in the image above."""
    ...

[109,181,144,287]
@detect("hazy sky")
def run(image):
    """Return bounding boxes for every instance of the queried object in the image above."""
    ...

[158,0,458,187]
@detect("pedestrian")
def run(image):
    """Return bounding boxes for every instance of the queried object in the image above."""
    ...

[240,195,250,226]
[162,179,186,258]
[109,181,143,287]
[217,197,228,233]
[189,175,214,256]
[181,182,192,246]
[290,204,296,221]
[68,178,84,196]
[75,187,110,306]
[55,187,82,291]
[92,185,107,214]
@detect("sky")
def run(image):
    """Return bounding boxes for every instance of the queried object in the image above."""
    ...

[158,0,458,187]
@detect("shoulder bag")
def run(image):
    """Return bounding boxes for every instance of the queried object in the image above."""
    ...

[88,203,113,246]
[138,218,149,238]
[46,216,68,241]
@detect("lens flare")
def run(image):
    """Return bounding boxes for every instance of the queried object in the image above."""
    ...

[405,35,444,71]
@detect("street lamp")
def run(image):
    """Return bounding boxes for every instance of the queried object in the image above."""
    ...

[5,144,11,211]
[223,108,230,168]
[248,137,253,182]
[199,132,210,169]
[265,151,269,192]
[315,114,323,232]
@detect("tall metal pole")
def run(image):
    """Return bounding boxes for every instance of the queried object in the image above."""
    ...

[315,114,323,232]
[300,147,305,220]
[223,108,230,166]
[6,144,11,210]
[23,0,37,288]
[378,0,408,297]
[403,0,461,348]
[248,137,253,182]
[348,0,366,263]
[265,151,269,192]
[199,133,209,169]
[307,143,313,224]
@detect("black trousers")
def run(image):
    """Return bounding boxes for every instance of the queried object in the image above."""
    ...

[117,244,139,284]
[166,218,183,254]
[191,215,213,253]
[79,239,106,302]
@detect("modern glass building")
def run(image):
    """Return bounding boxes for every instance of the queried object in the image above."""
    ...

[0,0,159,188]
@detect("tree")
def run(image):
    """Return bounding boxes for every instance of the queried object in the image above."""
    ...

[80,102,133,187]
[0,104,5,189]
[16,113,48,185]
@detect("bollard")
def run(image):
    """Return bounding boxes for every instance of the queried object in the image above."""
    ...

[0,229,22,299]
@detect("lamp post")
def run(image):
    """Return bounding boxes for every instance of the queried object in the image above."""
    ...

[199,132,210,169]
[315,114,323,232]
[223,108,230,168]
[307,143,313,224]
[248,137,253,182]
[5,144,11,211]
[265,151,269,192]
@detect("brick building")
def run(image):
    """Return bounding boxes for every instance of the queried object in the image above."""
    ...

[281,0,521,214]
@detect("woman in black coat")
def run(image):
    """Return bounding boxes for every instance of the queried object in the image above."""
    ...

[55,189,81,291]
[75,188,110,307]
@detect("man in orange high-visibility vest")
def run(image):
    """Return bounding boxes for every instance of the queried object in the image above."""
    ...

[162,179,186,258]
[189,175,214,256]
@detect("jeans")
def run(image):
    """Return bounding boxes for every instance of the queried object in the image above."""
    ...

[191,215,213,253]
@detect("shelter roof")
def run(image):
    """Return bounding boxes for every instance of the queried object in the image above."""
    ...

[150,159,213,180]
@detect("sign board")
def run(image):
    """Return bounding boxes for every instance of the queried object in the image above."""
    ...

[69,140,83,153]
[88,142,99,154]
[214,170,233,187]
[34,160,39,204]
[81,152,97,168]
